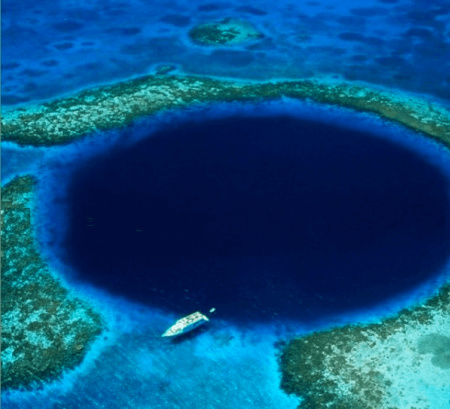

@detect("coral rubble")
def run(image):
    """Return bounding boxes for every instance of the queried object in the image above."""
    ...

[2,75,449,148]
[280,283,450,408]
[1,176,103,390]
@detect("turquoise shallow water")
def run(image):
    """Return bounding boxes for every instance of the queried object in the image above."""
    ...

[2,0,450,407]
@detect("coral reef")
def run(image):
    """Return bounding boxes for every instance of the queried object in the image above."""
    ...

[188,18,263,46]
[1,176,103,390]
[2,75,449,148]
[280,283,450,408]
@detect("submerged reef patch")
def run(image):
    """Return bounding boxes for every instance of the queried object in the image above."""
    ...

[188,18,263,46]
[2,75,450,147]
[417,333,450,370]
[280,283,450,408]
[1,176,103,390]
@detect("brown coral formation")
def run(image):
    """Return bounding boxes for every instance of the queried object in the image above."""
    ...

[2,75,449,148]
[1,176,103,390]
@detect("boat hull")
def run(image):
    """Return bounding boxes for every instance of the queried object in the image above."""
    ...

[162,311,209,337]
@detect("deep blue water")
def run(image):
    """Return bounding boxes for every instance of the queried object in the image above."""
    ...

[61,114,450,322]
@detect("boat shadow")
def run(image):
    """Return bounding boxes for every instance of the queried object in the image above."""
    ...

[168,325,209,345]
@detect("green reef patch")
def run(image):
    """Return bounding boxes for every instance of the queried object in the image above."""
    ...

[417,333,450,370]
[188,18,263,46]
[2,75,449,148]
[1,176,103,390]
[280,283,450,409]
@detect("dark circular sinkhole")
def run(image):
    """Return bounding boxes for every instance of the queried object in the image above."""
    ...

[63,114,450,322]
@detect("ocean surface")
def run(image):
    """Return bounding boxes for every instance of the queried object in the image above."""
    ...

[2,0,450,408]
[2,0,450,105]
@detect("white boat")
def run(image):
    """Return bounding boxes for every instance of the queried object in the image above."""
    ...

[162,308,215,337]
